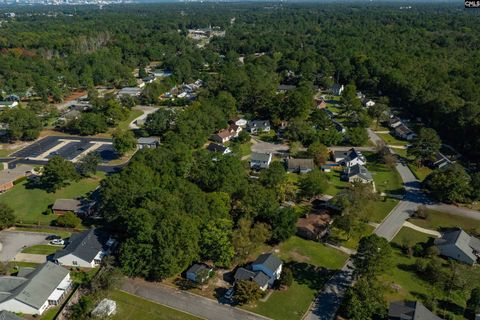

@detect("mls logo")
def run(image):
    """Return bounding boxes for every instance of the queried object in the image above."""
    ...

[465,0,480,7]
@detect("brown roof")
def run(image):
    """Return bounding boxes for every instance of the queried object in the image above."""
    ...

[215,129,233,139]
[296,213,331,234]
[287,158,315,170]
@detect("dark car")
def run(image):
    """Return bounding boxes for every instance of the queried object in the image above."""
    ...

[46,234,61,240]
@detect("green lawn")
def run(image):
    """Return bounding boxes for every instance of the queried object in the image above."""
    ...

[408,164,432,181]
[330,224,375,250]
[0,173,104,225]
[324,170,349,196]
[116,109,144,131]
[369,198,399,223]
[9,261,39,274]
[365,152,404,195]
[409,210,480,234]
[108,290,201,320]
[392,227,433,246]
[40,306,60,320]
[13,227,72,239]
[277,236,348,270]
[21,245,61,255]
[377,132,409,146]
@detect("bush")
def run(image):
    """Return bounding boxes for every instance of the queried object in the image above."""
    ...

[234,280,263,305]
[54,212,81,228]
[0,204,16,230]
[279,267,293,288]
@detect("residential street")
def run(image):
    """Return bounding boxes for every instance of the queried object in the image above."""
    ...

[128,105,158,129]
[122,278,271,320]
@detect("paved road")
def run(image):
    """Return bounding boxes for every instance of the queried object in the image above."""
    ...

[129,106,158,129]
[0,231,50,262]
[122,278,271,320]
[251,138,290,155]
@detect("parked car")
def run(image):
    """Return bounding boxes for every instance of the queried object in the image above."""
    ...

[224,287,234,300]
[50,239,65,245]
[46,235,61,240]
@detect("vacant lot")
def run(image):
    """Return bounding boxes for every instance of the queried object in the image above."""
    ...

[377,132,409,147]
[0,173,104,225]
[109,290,202,320]
[409,209,480,234]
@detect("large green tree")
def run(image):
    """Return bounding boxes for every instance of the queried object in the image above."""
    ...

[40,156,79,192]
[408,128,442,164]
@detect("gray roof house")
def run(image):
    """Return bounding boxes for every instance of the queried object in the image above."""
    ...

[234,253,283,291]
[388,301,443,320]
[137,137,160,149]
[434,228,480,265]
[333,148,366,167]
[250,152,272,170]
[117,87,141,97]
[186,264,213,284]
[0,262,71,315]
[332,83,344,96]
[247,120,271,134]
[207,143,231,155]
[52,199,93,216]
[343,164,373,184]
[0,311,23,320]
[286,158,315,174]
[53,229,114,268]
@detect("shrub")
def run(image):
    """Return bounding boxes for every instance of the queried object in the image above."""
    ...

[54,212,81,228]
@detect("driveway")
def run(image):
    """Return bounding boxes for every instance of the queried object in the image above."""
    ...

[251,138,290,155]
[129,106,158,129]
[122,278,270,320]
[0,231,50,262]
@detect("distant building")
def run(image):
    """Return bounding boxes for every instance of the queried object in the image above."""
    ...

[52,199,93,216]
[137,137,160,149]
[186,264,213,283]
[247,120,271,134]
[211,129,234,144]
[286,158,315,174]
[152,69,172,78]
[332,148,366,167]
[296,212,331,241]
[364,99,375,108]
[332,120,346,134]
[388,300,443,320]
[434,228,480,265]
[0,101,18,110]
[332,83,344,96]
[117,87,141,97]
[343,164,373,184]
[207,143,231,155]
[250,152,272,169]
[53,229,115,268]
[277,84,296,93]
[430,152,452,170]
[0,262,71,315]
[388,117,402,128]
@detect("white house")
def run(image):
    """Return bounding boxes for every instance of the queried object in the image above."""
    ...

[247,120,270,134]
[435,228,480,265]
[0,101,18,110]
[333,148,367,167]
[364,100,375,108]
[0,262,71,315]
[250,152,272,169]
[53,229,114,268]
[332,83,344,96]
[394,124,416,141]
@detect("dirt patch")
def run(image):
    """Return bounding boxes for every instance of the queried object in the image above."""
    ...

[286,250,311,263]
[61,90,87,103]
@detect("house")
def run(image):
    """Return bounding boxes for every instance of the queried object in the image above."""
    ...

[207,143,231,155]
[152,69,172,78]
[394,124,416,141]
[332,83,344,96]
[52,199,93,216]
[388,301,443,320]
[250,152,272,169]
[388,117,402,128]
[247,120,270,134]
[229,117,247,128]
[343,164,373,184]
[296,212,332,241]
[53,229,114,268]
[431,152,452,170]
[0,165,34,193]
[332,148,366,167]
[0,311,22,320]
[0,262,71,315]
[332,120,346,134]
[137,137,160,149]
[286,158,315,174]
[211,129,234,144]
[186,264,213,283]
[356,91,366,100]
[234,253,283,291]
[364,99,375,108]
[142,74,156,84]
[0,101,18,110]
[117,87,141,97]
[277,84,296,93]
[434,228,480,265]
[315,98,327,109]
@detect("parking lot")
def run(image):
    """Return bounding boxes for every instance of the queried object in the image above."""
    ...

[0,230,50,261]
[10,136,117,163]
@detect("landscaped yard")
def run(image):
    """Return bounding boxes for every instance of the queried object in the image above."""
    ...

[21,244,61,255]
[408,164,432,181]
[369,198,399,223]
[277,236,348,270]
[324,170,349,196]
[108,289,202,320]
[365,152,404,195]
[392,227,433,246]
[115,109,144,131]
[377,132,409,147]
[409,209,480,234]
[0,173,105,225]
[330,224,375,250]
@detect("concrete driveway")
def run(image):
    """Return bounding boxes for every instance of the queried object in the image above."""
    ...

[0,231,50,262]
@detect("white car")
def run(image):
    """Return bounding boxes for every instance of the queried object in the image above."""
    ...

[50,239,65,245]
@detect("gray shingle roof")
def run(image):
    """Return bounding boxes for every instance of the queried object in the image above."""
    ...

[252,271,270,287]
[287,158,315,171]
[347,164,373,181]
[0,311,23,320]
[52,199,88,213]
[388,301,443,320]
[186,264,209,275]
[252,253,282,273]
[207,143,229,153]
[0,262,69,309]
[53,229,107,263]
[251,152,272,162]
[137,137,160,145]
[234,268,270,288]
[435,228,479,263]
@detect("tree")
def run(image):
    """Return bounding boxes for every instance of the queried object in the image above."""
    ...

[260,161,287,188]
[470,172,480,201]
[466,287,480,318]
[268,207,297,243]
[1,108,43,141]
[424,164,472,203]
[200,219,235,268]
[236,130,251,144]
[77,152,100,177]
[145,109,176,136]
[68,113,108,135]
[279,267,293,288]
[352,234,393,278]
[55,212,81,228]
[299,169,328,199]
[112,129,137,155]
[307,141,329,166]
[368,102,388,129]
[40,156,79,192]
[0,204,15,230]
[232,218,271,260]
[347,127,368,146]
[234,280,263,305]
[408,128,442,164]
[343,278,387,320]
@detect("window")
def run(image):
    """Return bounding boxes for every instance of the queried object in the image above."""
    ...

[72,261,78,266]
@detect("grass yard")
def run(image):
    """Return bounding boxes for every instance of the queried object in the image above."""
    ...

[230,141,252,158]
[324,170,349,196]
[377,132,409,147]
[13,227,72,239]
[369,198,399,223]
[330,224,375,250]
[21,245,61,255]
[409,209,480,234]
[40,306,60,320]
[365,152,404,195]
[0,173,104,225]
[109,289,202,320]
[392,227,433,246]
[9,261,39,275]
[408,164,432,181]
[277,236,348,270]
[115,109,144,131]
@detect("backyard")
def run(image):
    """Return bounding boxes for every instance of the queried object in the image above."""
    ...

[0,173,105,225]
[108,290,201,320]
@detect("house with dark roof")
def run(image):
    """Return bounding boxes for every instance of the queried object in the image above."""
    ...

[286,158,315,174]
[250,152,272,169]
[186,264,213,284]
[343,164,373,185]
[137,137,160,149]
[388,301,443,320]
[0,311,23,320]
[332,120,346,134]
[0,262,71,315]
[296,212,331,241]
[430,152,453,170]
[332,83,344,96]
[388,117,402,129]
[207,143,231,155]
[332,148,366,167]
[53,229,114,268]
[52,199,93,216]
[277,84,296,93]
[247,120,270,134]
[233,253,283,291]
[394,123,416,141]
[434,228,480,265]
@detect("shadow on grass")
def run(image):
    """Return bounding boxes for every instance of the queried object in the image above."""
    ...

[287,261,332,291]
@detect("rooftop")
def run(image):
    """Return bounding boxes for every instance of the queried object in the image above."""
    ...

[252,253,282,272]
[54,229,109,263]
